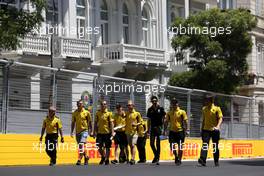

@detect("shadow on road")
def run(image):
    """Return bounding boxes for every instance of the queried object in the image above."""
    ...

[227,159,264,166]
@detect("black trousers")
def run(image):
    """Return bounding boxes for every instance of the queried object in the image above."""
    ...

[45,133,58,164]
[199,130,220,163]
[137,136,146,161]
[150,127,161,160]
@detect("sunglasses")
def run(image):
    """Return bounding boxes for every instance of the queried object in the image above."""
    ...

[127,104,133,106]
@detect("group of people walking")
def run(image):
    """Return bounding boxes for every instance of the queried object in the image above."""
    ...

[40,95,223,167]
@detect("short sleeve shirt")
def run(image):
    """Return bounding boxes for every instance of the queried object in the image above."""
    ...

[147,105,166,128]
[72,108,92,134]
[42,115,62,134]
[165,107,188,132]
[202,104,223,131]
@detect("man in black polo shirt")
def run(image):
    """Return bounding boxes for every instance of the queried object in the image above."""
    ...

[147,96,166,165]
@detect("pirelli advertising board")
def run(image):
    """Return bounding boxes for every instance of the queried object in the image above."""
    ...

[0,135,263,165]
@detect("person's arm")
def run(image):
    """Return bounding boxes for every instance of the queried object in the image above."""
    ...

[163,113,169,135]
[147,119,151,135]
[110,113,115,137]
[40,120,45,141]
[59,128,64,143]
[94,113,98,137]
[146,109,151,134]
[40,128,45,142]
[215,107,223,130]
[87,112,93,136]
[57,119,64,142]
[71,119,75,138]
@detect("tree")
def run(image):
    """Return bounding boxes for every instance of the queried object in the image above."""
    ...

[169,8,257,94]
[0,0,46,51]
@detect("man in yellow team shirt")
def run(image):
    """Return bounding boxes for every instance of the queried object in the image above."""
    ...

[40,106,64,166]
[111,104,127,164]
[164,98,189,166]
[125,100,142,165]
[71,100,92,165]
[198,95,223,167]
[94,100,114,165]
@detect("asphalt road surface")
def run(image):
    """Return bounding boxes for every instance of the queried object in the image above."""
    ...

[0,159,263,176]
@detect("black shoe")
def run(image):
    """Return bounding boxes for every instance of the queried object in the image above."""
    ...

[175,160,182,166]
[198,158,206,167]
[215,162,219,167]
[99,157,105,165]
[129,159,135,165]
[49,159,55,166]
[126,160,130,164]
[137,160,146,163]
[84,157,89,165]
[152,158,158,164]
[76,160,81,166]
[111,160,118,164]
[105,159,110,165]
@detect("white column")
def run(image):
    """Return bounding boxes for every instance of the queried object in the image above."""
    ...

[137,1,143,46]
[58,0,63,36]
[184,0,189,19]
[95,0,101,46]
[86,0,91,40]
[161,0,168,50]
[61,0,70,37]
[31,73,40,110]
[68,0,77,38]
[118,0,124,44]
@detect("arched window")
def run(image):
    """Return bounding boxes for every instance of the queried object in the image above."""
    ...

[142,7,149,47]
[123,3,129,44]
[100,0,108,44]
[76,0,86,39]
[46,0,59,35]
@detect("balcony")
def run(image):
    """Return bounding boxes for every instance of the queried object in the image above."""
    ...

[18,35,91,59]
[95,44,167,66]
[19,35,51,56]
[53,37,91,59]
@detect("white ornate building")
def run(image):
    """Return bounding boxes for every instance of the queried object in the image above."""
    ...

[0,0,264,125]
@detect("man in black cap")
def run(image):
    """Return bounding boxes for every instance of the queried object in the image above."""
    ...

[147,96,166,165]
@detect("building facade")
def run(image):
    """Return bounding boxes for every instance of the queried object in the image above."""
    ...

[0,0,264,125]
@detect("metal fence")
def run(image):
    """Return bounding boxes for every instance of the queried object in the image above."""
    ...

[0,59,263,139]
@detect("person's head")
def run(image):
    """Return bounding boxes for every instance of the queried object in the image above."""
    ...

[100,100,107,111]
[151,96,158,106]
[127,100,134,112]
[204,94,214,106]
[48,106,56,118]
[116,103,123,114]
[77,100,83,111]
[171,98,178,109]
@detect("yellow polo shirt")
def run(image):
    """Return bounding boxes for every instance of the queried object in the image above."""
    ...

[125,109,142,135]
[113,113,126,132]
[42,115,62,134]
[72,108,91,134]
[95,109,113,134]
[202,104,223,131]
[166,107,188,132]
